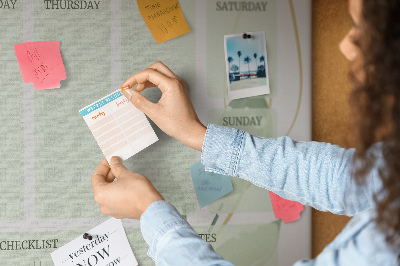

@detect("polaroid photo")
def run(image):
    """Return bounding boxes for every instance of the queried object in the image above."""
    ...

[224,31,270,101]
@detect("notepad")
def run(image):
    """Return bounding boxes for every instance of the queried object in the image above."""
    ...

[79,90,158,162]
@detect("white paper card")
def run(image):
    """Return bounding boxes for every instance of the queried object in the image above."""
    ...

[51,218,137,266]
[79,89,158,162]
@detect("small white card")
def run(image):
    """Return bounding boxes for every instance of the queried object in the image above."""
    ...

[51,218,137,266]
[79,89,158,162]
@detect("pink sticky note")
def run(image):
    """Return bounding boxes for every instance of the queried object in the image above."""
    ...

[269,191,304,223]
[14,41,67,90]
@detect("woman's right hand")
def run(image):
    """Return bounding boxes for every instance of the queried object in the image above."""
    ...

[120,61,207,151]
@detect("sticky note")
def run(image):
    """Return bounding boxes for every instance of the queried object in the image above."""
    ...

[137,0,191,44]
[14,41,67,90]
[79,90,158,162]
[190,161,233,208]
[269,192,304,223]
[51,218,138,266]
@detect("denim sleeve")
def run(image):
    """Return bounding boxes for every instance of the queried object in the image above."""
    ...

[201,124,382,216]
[140,200,235,266]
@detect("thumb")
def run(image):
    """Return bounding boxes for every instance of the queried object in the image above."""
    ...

[109,156,129,179]
[122,89,155,116]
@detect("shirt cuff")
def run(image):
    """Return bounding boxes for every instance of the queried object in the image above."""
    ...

[140,200,191,260]
[201,124,245,176]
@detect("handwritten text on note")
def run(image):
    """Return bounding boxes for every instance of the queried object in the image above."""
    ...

[14,41,67,90]
[137,0,191,44]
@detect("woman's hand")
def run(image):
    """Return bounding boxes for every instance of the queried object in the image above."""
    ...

[91,157,164,220]
[120,61,206,152]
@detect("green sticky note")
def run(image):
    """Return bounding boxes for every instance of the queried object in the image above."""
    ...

[190,161,233,208]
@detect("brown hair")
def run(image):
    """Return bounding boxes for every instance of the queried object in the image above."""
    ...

[350,0,400,253]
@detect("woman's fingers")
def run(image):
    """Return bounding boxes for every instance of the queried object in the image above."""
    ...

[121,68,175,94]
[147,61,178,79]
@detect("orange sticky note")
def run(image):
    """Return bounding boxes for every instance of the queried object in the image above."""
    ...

[269,191,304,223]
[14,41,67,90]
[137,0,191,44]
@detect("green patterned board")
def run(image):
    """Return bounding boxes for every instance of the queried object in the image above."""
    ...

[0,0,311,265]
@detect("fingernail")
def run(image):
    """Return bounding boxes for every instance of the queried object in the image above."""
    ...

[110,156,122,165]
[124,89,133,100]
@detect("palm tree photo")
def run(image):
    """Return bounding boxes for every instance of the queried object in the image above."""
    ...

[227,56,234,73]
[260,55,265,71]
[237,51,242,77]
[253,53,258,74]
[244,56,251,77]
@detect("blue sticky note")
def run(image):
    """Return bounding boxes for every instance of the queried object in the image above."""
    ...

[190,161,233,208]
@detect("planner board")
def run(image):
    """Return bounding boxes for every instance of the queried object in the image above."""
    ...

[0,0,311,265]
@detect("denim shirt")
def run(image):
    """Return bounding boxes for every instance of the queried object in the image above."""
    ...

[140,124,399,265]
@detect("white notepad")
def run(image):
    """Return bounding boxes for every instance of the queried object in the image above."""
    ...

[79,90,158,162]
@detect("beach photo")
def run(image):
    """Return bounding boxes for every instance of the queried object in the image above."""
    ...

[224,31,270,101]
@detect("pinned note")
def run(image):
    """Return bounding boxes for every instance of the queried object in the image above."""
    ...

[51,218,138,266]
[14,41,67,90]
[190,161,233,208]
[79,90,158,162]
[269,192,304,223]
[137,0,191,44]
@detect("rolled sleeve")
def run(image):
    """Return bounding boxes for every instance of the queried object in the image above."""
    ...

[201,124,245,176]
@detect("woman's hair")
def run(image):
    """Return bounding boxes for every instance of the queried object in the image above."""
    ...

[350,0,400,253]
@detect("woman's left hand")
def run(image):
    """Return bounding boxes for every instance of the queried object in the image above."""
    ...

[91,157,164,219]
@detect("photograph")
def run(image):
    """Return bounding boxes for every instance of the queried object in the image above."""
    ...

[224,31,270,101]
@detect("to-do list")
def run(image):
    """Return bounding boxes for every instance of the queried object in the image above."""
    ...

[79,90,158,162]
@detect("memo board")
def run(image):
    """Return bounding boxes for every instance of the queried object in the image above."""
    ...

[0,0,311,265]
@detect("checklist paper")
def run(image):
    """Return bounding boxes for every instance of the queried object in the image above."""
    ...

[79,90,158,162]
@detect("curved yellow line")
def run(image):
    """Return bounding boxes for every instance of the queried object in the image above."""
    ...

[286,0,303,136]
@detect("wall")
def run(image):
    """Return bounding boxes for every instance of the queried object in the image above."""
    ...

[312,0,353,257]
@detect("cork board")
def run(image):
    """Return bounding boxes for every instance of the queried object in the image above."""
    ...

[312,0,353,258]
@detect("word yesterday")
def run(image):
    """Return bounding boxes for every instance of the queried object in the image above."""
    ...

[68,233,109,260]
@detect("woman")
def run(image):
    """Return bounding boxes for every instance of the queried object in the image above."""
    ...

[91,0,400,264]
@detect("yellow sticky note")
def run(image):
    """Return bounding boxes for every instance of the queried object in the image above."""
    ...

[137,0,191,44]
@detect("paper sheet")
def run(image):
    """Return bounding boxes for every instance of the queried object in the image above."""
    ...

[269,192,304,223]
[190,161,233,208]
[14,41,67,90]
[51,218,138,266]
[79,90,158,162]
[137,0,191,44]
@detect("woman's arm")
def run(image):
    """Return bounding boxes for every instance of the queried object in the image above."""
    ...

[91,157,234,265]
[120,61,381,217]
[141,201,235,265]
[202,124,382,216]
